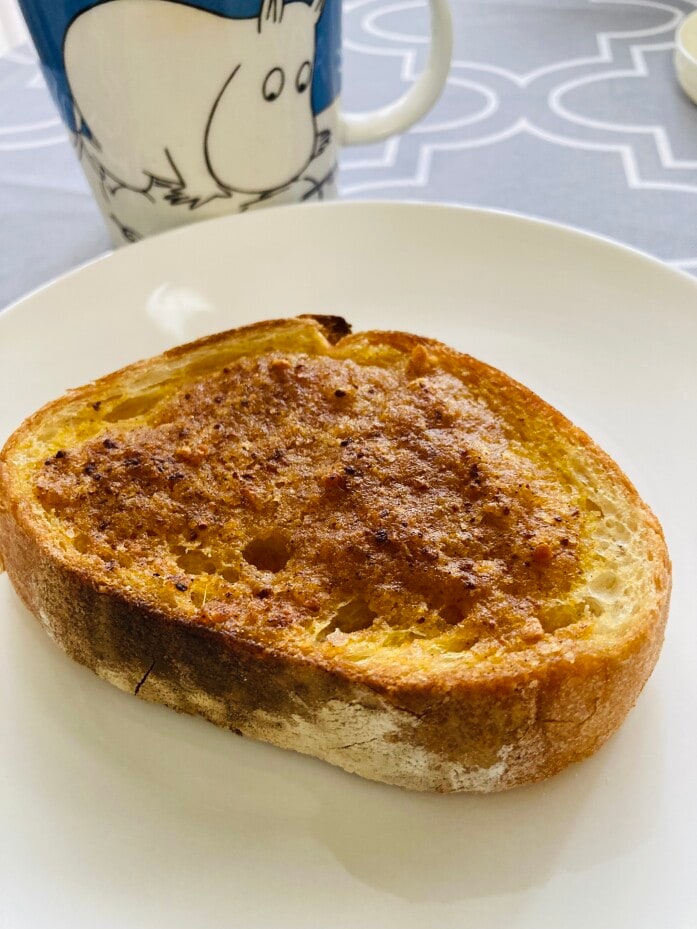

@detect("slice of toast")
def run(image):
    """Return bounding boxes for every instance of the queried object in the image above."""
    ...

[0,316,670,791]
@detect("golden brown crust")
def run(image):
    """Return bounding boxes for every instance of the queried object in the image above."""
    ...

[0,316,672,791]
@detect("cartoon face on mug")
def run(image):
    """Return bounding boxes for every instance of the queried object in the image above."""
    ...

[63,0,329,213]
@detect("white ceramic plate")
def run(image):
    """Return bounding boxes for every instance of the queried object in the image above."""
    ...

[1,203,695,929]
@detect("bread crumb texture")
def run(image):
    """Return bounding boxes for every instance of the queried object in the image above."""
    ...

[0,319,670,790]
[26,327,661,675]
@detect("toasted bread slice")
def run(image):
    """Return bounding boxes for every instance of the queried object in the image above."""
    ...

[0,316,670,791]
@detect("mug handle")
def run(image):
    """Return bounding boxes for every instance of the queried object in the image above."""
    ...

[339,0,453,146]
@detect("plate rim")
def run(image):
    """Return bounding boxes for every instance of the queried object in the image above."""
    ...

[2,200,697,326]
[2,198,696,929]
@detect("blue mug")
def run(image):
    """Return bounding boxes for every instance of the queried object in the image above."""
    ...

[18,0,452,244]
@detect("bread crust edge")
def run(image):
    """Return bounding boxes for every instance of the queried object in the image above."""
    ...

[0,316,672,792]
[0,498,670,792]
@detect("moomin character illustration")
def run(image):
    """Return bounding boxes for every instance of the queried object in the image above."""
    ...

[63,0,329,224]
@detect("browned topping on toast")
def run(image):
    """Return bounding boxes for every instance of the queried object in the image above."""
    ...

[34,348,587,663]
[0,317,671,791]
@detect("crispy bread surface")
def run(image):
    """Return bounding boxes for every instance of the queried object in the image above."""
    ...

[0,316,671,791]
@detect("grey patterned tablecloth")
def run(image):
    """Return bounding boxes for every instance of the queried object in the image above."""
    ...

[3,0,697,309]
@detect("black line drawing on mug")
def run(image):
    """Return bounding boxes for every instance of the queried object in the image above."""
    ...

[63,0,329,218]
[108,162,336,242]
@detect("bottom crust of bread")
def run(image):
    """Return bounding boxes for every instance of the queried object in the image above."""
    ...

[1,508,669,792]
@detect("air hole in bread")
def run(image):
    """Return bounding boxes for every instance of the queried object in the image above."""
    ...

[440,603,467,625]
[73,533,91,554]
[317,598,377,640]
[174,548,218,576]
[583,596,604,618]
[103,393,161,422]
[589,570,618,597]
[242,533,290,573]
[585,497,605,517]
[189,583,215,609]
[538,601,586,633]
[220,566,239,583]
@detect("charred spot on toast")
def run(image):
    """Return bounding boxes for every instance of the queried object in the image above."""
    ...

[297,314,352,345]
[31,336,603,669]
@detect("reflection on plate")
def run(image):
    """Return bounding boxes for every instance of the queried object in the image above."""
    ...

[1,203,695,929]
